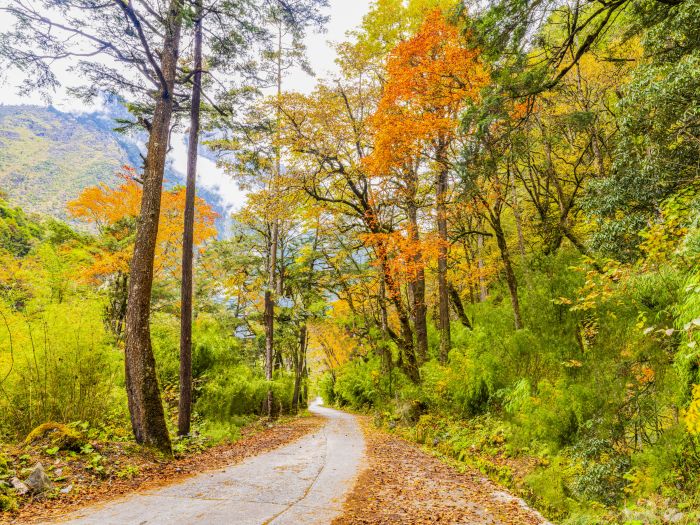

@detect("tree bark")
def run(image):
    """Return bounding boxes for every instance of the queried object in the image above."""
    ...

[477,230,488,302]
[448,282,472,329]
[264,285,275,417]
[492,212,523,330]
[436,165,451,363]
[124,0,182,454]
[377,266,392,373]
[407,196,428,363]
[379,254,419,383]
[292,323,307,413]
[178,0,203,438]
[510,169,527,261]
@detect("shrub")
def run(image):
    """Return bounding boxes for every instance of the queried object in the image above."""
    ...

[0,298,126,438]
[195,363,296,422]
[571,438,630,506]
[333,356,383,409]
[195,364,268,420]
[318,371,336,405]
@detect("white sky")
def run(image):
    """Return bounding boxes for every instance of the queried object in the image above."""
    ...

[0,0,372,212]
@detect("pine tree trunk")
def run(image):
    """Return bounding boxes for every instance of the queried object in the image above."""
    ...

[124,0,182,454]
[178,0,202,438]
[436,166,451,363]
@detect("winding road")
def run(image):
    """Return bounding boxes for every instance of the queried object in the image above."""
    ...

[53,402,364,525]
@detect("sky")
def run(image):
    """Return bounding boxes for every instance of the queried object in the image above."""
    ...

[0,0,372,212]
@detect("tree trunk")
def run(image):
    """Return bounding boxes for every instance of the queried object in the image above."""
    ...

[407,199,428,363]
[264,23,284,419]
[107,271,128,341]
[477,223,488,301]
[264,285,275,417]
[301,355,308,407]
[510,170,527,261]
[436,166,451,363]
[124,0,182,454]
[492,212,523,330]
[178,0,202,437]
[448,282,472,329]
[292,323,307,413]
[380,255,419,383]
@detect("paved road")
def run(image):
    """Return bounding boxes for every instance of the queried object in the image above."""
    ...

[51,401,365,525]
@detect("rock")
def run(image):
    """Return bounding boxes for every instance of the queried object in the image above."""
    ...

[623,508,658,524]
[24,422,85,451]
[59,483,73,494]
[664,509,685,524]
[9,477,29,496]
[26,463,52,493]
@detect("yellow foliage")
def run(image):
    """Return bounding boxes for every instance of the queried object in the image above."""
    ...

[684,385,700,435]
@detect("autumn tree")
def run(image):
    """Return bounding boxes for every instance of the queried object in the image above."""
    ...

[209,2,327,416]
[367,10,487,362]
[280,47,422,382]
[69,169,217,340]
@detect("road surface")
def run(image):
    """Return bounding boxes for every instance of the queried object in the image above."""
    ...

[51,401,364,525]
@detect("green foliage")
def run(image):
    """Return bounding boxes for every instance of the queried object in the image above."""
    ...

[0,492,18,512]
[115,464,140,479]
[333,238,700,520]
[195,364,294,422]
[571,438,630,505]
[1,0,700,521]
[585,2,700,259]
[0,298,127,438]
[332,357,383,409]
[523,457,580,520]
[0,196,43,257]
[318,371,337,405]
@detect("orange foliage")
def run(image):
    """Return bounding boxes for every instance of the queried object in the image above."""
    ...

[361,229,444,285]
[365,9,488,175]
[68,166,218,281]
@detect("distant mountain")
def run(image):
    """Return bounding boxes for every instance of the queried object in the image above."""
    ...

[0,105,131,218]
[0,104,229,233]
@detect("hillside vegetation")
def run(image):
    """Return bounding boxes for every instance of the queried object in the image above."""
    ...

[0,106,129,219]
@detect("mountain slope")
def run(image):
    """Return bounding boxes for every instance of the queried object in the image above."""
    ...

[0,105,132,219]
[0,105,229,233]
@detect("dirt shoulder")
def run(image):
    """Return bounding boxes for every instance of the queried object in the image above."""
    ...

[1,415,323,525]
[333,417,551,525]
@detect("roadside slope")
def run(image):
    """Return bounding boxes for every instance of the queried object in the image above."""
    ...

[334,418,552,525]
